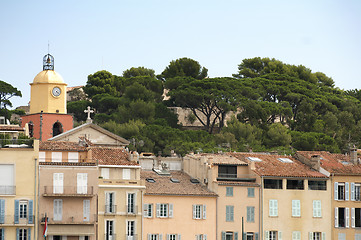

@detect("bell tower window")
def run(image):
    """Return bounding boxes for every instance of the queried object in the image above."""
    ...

[52,121,63,137]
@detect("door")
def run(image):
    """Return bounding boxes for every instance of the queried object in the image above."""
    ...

[127,221,135,240]
[53,173,64,194]
[106,220,114,240]
[77,173,87,194]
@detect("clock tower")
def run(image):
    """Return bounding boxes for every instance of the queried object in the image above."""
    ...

[21,54,73,140]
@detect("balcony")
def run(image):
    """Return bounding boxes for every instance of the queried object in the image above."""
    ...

[0,139,34,148]
[126,205,138,215]
[104,205,117,215]
[99,179,145,186]
[43,186,94,197]
[217,173,256,182]
[0,186,15,195]
[41,213,97,225]
[0,215,34,225]
[104,234,117,240]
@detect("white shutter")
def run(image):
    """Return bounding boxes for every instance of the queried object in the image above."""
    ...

[278,231,282,240]
[335,207,339,227]
[313,200,321,217]
[203,234,207,240]
[101,168,110,179]
[351,182,355,201]
[178,234,181,240]
[106,193,110,213]
[317,200,322,217]
[123,169,131,180]
[39,152,46,162]
[313,200,317,217]
[335,182,338,200]
[53,173,63,194]
[68,152,78,163]
[83,200,90,221]
[156,204,160,217]
[147,234,150,240]
[292,200,300,217]
[77,173,87,194]
[203,205,206,219]
[309,232,313,240]
[265,231,269,240]
[54,199,62,221]
[166,234,170,240]
[346,207,350,228]
[346,183,350,201]
[169,204,173,218]
[160,234,163,240]
[192,205,196,219]
[275,200,278,216]
[321,232,326,240]
[352,208,355,228]
[52,152,62,162]
[143,204,148,217]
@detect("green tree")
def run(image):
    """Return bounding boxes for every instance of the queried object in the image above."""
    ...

[160,57,208,81]
[0,80,22,109]
[83,71,120,98]
[264,123,291,148]
[123,67,155,78]
[67,100,92,122]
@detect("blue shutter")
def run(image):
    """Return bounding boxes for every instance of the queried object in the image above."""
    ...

[221,232,226,240]
[1,228,4,240]
[234,232,238,240]
[16,228,19,240]
[0,199,5,224]
[255,232,259,240]
[14,200,19,224]
[28,200,33,224]
[28,228,31,240]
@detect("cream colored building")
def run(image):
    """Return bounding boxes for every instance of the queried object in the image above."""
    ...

[141,170,217,240]
[232,153,331,240]
[38,140,98,240]
[296,150,361,240]
[0,139,38,240]
[184,153,260,240]
[95,146,145,240]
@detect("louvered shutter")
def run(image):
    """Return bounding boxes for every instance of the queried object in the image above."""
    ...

[28,228,31,240]
[309,232,313,240]
[346,207,350,228]
[222,232,226,240]
[159,234,163,240]
[269,200,273,216]
[192,205,196,219]
[335,207,339,227]
[143,204,148,217]
[203,205,206,219]
[14,199,19,224]
[169,204,173,218]
[28,200,33,224]
[352,208,355,228]
[322,232,326,240]
[335,182,338,200]
[352,182,355,201]
[0,199,5,224]
[265,231,269,240]
[203,234,207,240]
[255,232,259,240]
[278,231,282,240]
[83,200,90,221]
[16,228,19,240]
[346,183,350,201]
[178,234,181,240]
[156,203,160,217]
[234,232,238,240]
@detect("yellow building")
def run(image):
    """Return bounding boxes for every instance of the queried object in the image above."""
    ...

[0,139,39,240]
[141,170,217,240]
[296,150,361,240]
[184,153,260,240]
[95,146,145,240]
[232,153,331,240]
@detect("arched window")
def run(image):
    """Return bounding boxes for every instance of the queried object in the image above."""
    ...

[28,121,34,138]
[52,121,63,137]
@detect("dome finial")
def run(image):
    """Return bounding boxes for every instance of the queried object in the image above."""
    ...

[43,53,54,70]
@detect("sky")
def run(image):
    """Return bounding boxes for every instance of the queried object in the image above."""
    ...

[1,0,361,109]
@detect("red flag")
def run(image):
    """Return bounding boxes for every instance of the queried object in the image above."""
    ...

[43,215,48,238]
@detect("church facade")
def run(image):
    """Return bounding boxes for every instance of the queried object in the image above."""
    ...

[21,54,73,141]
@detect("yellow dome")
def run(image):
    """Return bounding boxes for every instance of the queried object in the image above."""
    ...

[33,70,64,84]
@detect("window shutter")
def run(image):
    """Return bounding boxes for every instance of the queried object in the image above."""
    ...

[195,234,199,240]
[222,232,226,240]
[156,203,160,217]
[203,234,207,240]
[106,193,110,212]
[335,182,338,200]
[169,204,173,218]
[14,199,19,224]
[351,182,355,201]
[192,205,196,219]
[309,232,313,240]
[178,234,181,240]
[346,207,350,228]
[160,234,163,240]
[318,200,322,217]
[28,200,33,224]
[278,231,282,240]
[28,228,31,240]
[1,229,4,240]
[265,231,269,240]
[0,199,5,224]
[243,233,246,240]
[234,232,238,240]
[231,206,234,221]
[83,200,90,221]
[247,207,251,221]
[203,205,206,219]
[292,200,300,216]
[346,183,350,201]
[352,208,355,228]
[166,234,170,240]
[143,204,148,217]
[147,234,151,240]
[322,232,326,240]
[335,207,338,227]
[149,204,153,218]
[275,200,278,216]
[16,228,19,240]
[269,200,273,216]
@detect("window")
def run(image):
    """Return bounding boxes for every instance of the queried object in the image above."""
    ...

[127,221,135,239]
[19,201,28,219]
[0,164,14,195]
[248,188,255,197]
[338,233,346,240]
[292,200,301,217]
[218,165,237,178]
[167,234,181,240]
[222,232,238,240]
[148,234,161,240]
[101,168,110,179]
[247,206,255,222]
[0,229,3,240]
[68,152,78,163]
[292,231,301,240]
[123,169,131,180]
[265,231,280,240]
[53,199,62,221]
[195,234,207,240]
[309,232,322,240]
[51,152,62,162]
[106,220,114,240]
[246,232,254,240]
[127,193,136,214]
[143,203,153,218]
[335,182,349,201]
[313,200,322,218]
[39,152,46,162]
[18,228,28,240]
[53,173,63,194]
[269,200,278,217]
[156,203,173,218]
[335,207,349,228]
[287,180,304,190]
[264,179,282,189]
[193,205,206,219]
[226,205,234,222]
[308,181,327,190]
[226,187,233,196]
[106,192,115,214]
[77,173,88,194]
[351,183,361,201]
[352,208,361,227]
[15,200,33,224]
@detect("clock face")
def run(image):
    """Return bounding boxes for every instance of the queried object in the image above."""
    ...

[52,87,61,97]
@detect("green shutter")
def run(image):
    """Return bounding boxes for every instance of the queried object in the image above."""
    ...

[14,200,19,224]
[0,199,5,224]
[28,228,31,240]
[222,232,226,240]
[28,200,33,224]
[234,232,238,240]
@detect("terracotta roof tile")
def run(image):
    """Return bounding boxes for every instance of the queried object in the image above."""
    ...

[0,125,24,131]
[141,171,218,197]
[230,152,327,178]
[40,141,87,151]
[91,147,137,166]
[296,151,361,175]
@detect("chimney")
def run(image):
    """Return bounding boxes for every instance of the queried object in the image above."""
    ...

[310,155,321,171]
[250,161,256,171]
[350,148,358,165]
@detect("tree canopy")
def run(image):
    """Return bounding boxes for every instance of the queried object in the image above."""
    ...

[0,80,22,109]
[160,57,208,81]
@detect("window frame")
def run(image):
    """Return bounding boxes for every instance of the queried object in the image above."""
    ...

[226,205,234,222]
[269,199,278,217]
[226,187,233,197]
[247,206,255,223]
[247,188,255,197]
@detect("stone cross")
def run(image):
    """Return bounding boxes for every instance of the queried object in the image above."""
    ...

[84,106,94,123]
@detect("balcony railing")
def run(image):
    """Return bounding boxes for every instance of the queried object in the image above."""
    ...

[0,186,15,195]
[104,234,117,240]
[43,186,94,196]
[104,205,117,215]
[0,139,34,148]
[217,173,256,182]
[41,213,97,224]
[126,205,138,215]
[125,234,138,240]
[0,215,34,225]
